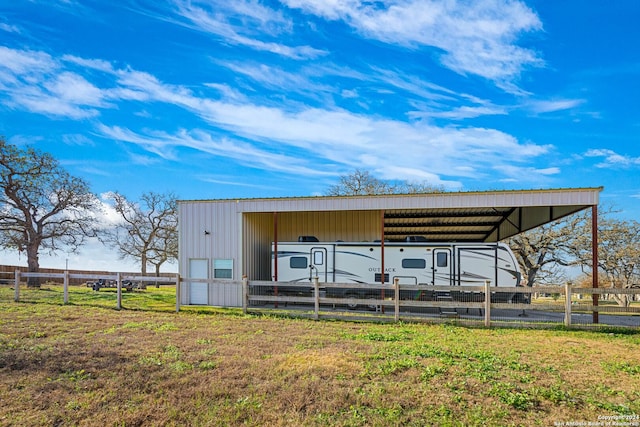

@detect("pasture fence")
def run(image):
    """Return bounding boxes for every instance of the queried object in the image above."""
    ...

[6,269,179,311]
[3,268,640,330]
[240,277,640,330]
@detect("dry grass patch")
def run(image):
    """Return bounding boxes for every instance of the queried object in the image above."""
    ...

[1,286,640,426]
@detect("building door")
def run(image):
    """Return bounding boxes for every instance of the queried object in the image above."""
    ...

[189,259,208,305]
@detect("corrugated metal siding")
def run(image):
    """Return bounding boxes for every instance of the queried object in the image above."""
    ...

[179,202,243,305]
[241,210,381,280]
[243,213,274,281]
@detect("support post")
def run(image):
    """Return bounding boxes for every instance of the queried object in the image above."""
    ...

[63,270,69,305]
[592,205,599,324]
[380,209,385,314]
[14,270,20,302]
[394,277,400,322]
[484,280,491,327]
[313,276,320,320]
[116,272,122,310]
[273,211,278,308]
[564,282,572,327]
[175,274,181,312]
[242,275,248,314]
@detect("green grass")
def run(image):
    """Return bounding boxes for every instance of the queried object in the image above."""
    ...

[1,284,640,426]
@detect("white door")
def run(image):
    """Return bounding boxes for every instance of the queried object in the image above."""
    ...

[432,249,452,286]
[310,248,328,282]
[189,259,208,305]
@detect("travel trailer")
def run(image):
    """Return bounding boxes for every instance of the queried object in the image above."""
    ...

[271,236,526,304]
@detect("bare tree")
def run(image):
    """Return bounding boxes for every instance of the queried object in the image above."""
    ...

[0,138,101,287]
[570,215,640,306]
[103,191,178,276]
[506,212,586,287]
[325,169,445,196]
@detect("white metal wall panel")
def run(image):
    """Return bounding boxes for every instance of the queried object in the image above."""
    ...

[208,281,242,307]
[179,201,243,306]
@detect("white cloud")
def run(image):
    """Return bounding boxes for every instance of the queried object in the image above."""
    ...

[584,149,640,168]
[412,105,508,120]
[1,45,555,187]
[493,165,561,182]
[170,0,327,59]
[0,22,21,34]
[62,55,114,73]
[0,46,56,75]
[283,0,543,86]
[0,47,107,118]
[45,72,108,106]
[528,98,585,114]
[62,134,95,146]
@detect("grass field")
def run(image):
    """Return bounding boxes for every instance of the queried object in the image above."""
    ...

[1,284,639,426]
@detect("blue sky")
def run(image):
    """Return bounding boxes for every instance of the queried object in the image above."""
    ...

[1,1,639,271]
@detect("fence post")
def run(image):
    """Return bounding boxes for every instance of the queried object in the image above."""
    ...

[63,270,69,305]
[564,283,572,327]
[14,270,20,302]
[116,272,122,310]
[313,276,319,320]
[484,280,491,327]
[242,275,248,314]
[394,278,400,322]
[175,274,181,312]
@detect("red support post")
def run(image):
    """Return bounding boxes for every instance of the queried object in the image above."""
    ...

[592,205,599,324]
[380,209,385,313]
[273,212,278,308]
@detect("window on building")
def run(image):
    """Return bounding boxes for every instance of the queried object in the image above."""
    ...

[402,258,426,269]
[290,256,308,269]
[213,259,233,279]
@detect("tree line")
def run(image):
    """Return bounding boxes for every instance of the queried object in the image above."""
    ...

[2,139,639,303]
[0,138,176,287]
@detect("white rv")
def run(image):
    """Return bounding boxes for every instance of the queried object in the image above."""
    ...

[271,236,525,304]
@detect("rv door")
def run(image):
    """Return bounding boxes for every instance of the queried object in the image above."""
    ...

[432,248,452,286]
[310,247,328,282]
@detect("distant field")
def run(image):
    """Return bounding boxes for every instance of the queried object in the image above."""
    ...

[1,284,639,426]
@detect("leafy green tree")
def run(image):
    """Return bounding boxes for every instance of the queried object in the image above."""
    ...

[103,191,178,276]
[0,138,101,287]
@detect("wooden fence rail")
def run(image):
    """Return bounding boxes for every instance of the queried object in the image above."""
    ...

[5,270,640,329]
[239,278,640,330]
[11,270,179,310]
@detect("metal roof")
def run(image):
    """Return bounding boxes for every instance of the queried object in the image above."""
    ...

[180,187,602,242]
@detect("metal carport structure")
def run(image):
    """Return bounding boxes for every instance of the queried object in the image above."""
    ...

[178,187,603,318]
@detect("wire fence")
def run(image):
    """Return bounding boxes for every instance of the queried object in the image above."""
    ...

[243,278,640,330]
[2,270,179,312]
[3,269,640,330]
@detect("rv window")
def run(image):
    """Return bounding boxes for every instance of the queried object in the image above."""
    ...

[375,273,390,283]
[290,256,308,269]
[313,251,324,265]
[436,252,448,267]
[402,258,426,269]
